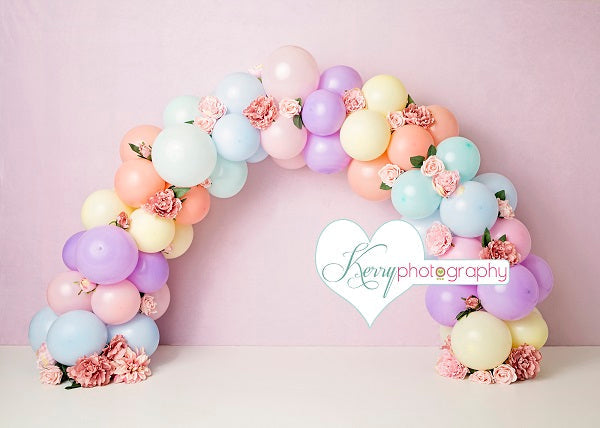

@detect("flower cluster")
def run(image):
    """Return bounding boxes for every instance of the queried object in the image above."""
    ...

[140,294,158,316]
[342,88,366,114]
[508,344,542,380]
[498,198,515,219]
[455,295,483,321]
[435,337,468,380]
[412,146,460,197]
[77,277,97,295]
[425,222,452,256]
[479,228,521,266]
[401,103,434,128]
[194,95,227,134]
[378,163,405,189]
[243,95,279,130]
[143,188,183,219]
[128,141,152,160]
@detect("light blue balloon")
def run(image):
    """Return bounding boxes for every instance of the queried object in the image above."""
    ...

[107,314,159,356]
[28,306,58,351]
[214,72,265,113]
[46,310,108,366]
[209,156,248,198]
[440,181,498,238]
[473,172,518,209]
[391,170,442,219]
[436,137,480,182]
[211,113,260,162]
[246,144,268,163]
[402,210,442,259]
[163,95,200,127]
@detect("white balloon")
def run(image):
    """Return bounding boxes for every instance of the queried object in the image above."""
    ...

[163,95,200,127]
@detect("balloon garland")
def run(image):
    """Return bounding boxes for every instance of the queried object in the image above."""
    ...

[28,46,553,388]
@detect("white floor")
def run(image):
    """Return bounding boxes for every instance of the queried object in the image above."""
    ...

[0,346,598,427]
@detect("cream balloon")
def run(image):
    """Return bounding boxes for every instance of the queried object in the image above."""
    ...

[362,75,408,114]
[340,110,391,161]
[439,325,453,342]
[504,308,548,349]
[81,189,133,229]
[128,209,175,253]
[163,222,194,259]
[451,311,512,370]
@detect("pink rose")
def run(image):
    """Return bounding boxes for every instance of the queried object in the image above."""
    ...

[243,95,279,130]
[116,211,130,229]
[198,95,226,119]
[402,103,435,128]
[479,239,521,266]
[469,370,493,384]
[199,178,212,189]
[498,198,515,219]
[140,295,158,316]
[194,116,217,134]
[435,349,468,380]
[387,111,405,130]
[143,188,182,219]
[421,155,445,177]
[248,64,263,79]
[508,344,542,380]
[278,98,301,118]
[36,343,56,369]
[78,278,97,294]
[40,365,63,385]
[432,170,460,197]
[138,142,152,159]
[67,354,113,388]
[464,295,480,310]
[112,347,152,384]
[342,88,366,114]
[425,222,452,256]
[378,163,404,187]
[492,364,518,385]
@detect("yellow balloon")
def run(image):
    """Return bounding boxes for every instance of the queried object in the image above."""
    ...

[163,222,194,259]
[505,308,548,349]
[81,189,133,229]
[451,311,512,370]
[340,110,391,161]
[439,325,453,342]
[362,74,408,114]
[128,209,175,253]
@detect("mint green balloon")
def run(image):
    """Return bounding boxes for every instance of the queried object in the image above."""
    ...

[391,170,441,219]
[163,95,200,127]
[209,156,248,198]
[436,137,480,182]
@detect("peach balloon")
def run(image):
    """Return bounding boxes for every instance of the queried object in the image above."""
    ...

[119,125,162,162]
[46,271,92,315]
[261,116,308,159]
[438,237,482,260]
[91,280,141,325]
[387,125,434,170]
[347,154,392,201]
[145,284,171,320]
[426,106,459,145]
[488,218,532,260]
[272,152,306,170]
[174,185,210,225]
[114,158,166,207]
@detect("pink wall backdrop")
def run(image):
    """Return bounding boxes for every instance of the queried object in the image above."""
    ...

[1,0,599,345]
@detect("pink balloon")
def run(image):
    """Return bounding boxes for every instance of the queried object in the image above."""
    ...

[261,46,320,100]
[272,152,306,170]
[261,116,308,160]
[489,218,532,260]
[46,271,92,315]
[145,284,171,320]
[438,237,482,260]
[91,280,141,325]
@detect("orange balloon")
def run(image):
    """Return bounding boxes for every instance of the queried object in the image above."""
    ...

[174,185,211,225]
[386,125,434,170]
[114,159,166,207]
[426,106,459,145]
[119,125,162,162]
[347,154,391,201]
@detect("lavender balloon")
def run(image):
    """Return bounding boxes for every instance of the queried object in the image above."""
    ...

[477,265,539,321]
[521,254,554,303]
[62,230,84,270]
[76,226,139,284]
[318,65,363,95]
[304,132,351,174]
[301,89,346,136]
[128,251,170,293]
[425,285,478,326]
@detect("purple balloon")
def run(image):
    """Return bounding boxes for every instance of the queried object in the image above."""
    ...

[304,132,351,174]
[425,285,478,326]
[318,65,363,95]
[301,89,346,136]
[477,265,539,321]
[128,251,170,293]
[76,226,139,284]
[521,254,554,303]
[62,231,84,270]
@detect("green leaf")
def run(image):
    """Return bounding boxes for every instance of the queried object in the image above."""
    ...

[184,120,194,124]
[481,228,492,247]
[180,198,187,203]
[406,94,415,107]
[293,114,303,129]
[65,381,81,390]
[170,187,190,199]
[295,97,302,106]
[410,155,425,168]
[380,182,392,190]
[499,234,507,242]
[456,309,472,321]
[128,143,141,155]
[495,190,506,200]
[427,144,437,157]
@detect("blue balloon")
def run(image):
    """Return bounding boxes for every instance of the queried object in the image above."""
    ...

[46,310,108,365]
[209,156,248,198]
[436,137,481,182]
[392,170,441,219]
[473,172,518,209]
[107,314,159,356]
[402,210,442,259]
[214,72,265,113]
[211,113,260,161]
[440,181,498,238]
[246,144,268,163]
[163,95,200,127]
[28,306,58,351]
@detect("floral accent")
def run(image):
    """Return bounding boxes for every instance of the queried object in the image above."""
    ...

[421,156,445,177]
[138,142,152,159]
[425,222,452,256]
[279,98,302,118]
[77,278,97,295]
[198,95,226,119]
[378,163,404,188]
[116,211,130,229]
[342,88,366,114]
[162,244,173,255]
[440,335,452,351]
[67,354,113,388]
[469,370,493,384]
[435,349,468,380]
[112,347,152,384]
[243,95,279,130]
[140,295,158,316]
[480,239,521,266]
[508,344,542,380]
[432,170,460,197]
[387,111,405,130]
[102,335,129,362]
[498,198,515,219]
[402,103,434,128]
[194,116,217,134]
[465,296,480,310]
[143,188,183,219]
[492,364,518,385]
[36,343,56,369]
[248,64,263,79]
[40,365,63,385]
[199,178,212,189]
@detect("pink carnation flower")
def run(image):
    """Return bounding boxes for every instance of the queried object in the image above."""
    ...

[387,111,405,130]
[67,354,113,388]
[40,365,63,385]
[498,198,515,219]
[435,349,468,380]
[138,142,152,159]
[102,334,129,362]
[140,295,158,316]
[378,163,404,187]
[36,343,56,369]
[479,239,521,266]
[492,364,518,385]
[469,370,493,384]
[440,335,452,351]
[425,222,452,256]
[243,95,278,130]
[402,104,435,128]
[198,95,226,119]
[278,98,301,118]
[421,156,445,177]
[464,295,480,310]
[199,178,212,189]
[116,211,130,229]
[112,347,152,384]
[143,188,182,219]
[194,116,217,134]
[342,88,366,114]
[432,170,460,197]
[508,344,542,380]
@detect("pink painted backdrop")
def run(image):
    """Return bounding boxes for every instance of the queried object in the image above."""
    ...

[1,0,599,345]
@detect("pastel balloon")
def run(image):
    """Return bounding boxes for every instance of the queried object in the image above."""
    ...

[451,311,512,370]
[214,72,265,113]
[127,251,169,293]
[119,125,161,162]
[163,222,194,259]
[440,181,498,237]
[246,144,269,163]
[361,74,408,114]
[478,265,539,321]
[211,113,260,161]
[346,154,392,201]
[272,152,306,170]
[426,106,459,144]
[488,218,532,260]
[163,95,200,127]
[208,156,248,198]
[473,172,518,209]
[425,285,478,326]
[114,158,166,207]
[144,284,171,320]
[76,226,139,284]
[504,308,548,349]
[387,125,435,170]
[127,208,175,253]
[436,137,481,182]
[174,185,210,225]
[91,280,141,325]
[80,189,133,230]
[47,271,92,315]
[260,116,307,159]
[46,310,108,366]
[261,45,320,100]
[304,132,351,174]
[391,170,441,219]
[521,254,554,303]
[340,110,390,161]
[107,314,159,356]
[62,231,84,270]
[28,306,58,351]
[301,89,346,136]
[318,65,362,95]
[438,236,482,260]
[152,124,217,187]
[402,210,441,246]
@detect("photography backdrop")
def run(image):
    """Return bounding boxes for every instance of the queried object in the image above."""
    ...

[1,0,598,345]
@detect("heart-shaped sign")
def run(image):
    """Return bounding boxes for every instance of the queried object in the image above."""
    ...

[315,219,425,326]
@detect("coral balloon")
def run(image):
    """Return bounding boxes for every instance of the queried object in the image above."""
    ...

[521,254,554,303]
[47,271,92,315]
[347,154,392,201]
[340,110,391,161]
[128,208,175,253]
[488,218,532,261]
[174,185,210,225]
[260,116,307,159]
[91,280,141,325]
[163,222,194,259]
[261,45,320,100]
[272,152,306,170]
[144,284,171,320]
[81,189,133,230]
[386,125,435,170]
[504,308,548,349]
[114,158,166,207]
[119,125,161,162]
[361,74,408,114]
[426,106,459,145]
